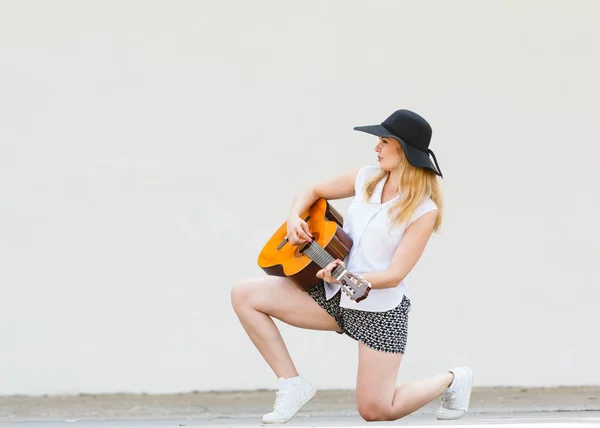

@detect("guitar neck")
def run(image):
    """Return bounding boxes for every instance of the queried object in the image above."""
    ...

[301,237,370,303]
[302,241,347,279]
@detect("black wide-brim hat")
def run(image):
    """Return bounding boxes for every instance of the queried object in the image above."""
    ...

[354,109,443,178]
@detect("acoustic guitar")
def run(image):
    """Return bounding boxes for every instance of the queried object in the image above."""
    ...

[257,198,371,302]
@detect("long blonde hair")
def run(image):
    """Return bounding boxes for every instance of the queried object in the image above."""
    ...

[364,139,443,232]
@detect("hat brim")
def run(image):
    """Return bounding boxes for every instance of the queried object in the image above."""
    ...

[353,124,442,177]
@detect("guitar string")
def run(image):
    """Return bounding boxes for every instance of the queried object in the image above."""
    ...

[302,242,334,267]
[303,243,365,297]
[302,242,344,278]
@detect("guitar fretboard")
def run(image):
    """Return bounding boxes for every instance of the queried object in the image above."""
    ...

[302,241,346,278]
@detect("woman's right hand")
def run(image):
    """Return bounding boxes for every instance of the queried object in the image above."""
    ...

[286,215,313,245]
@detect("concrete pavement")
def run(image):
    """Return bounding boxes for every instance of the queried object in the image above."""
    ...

[1,412,600,427]
[1,387,599,426]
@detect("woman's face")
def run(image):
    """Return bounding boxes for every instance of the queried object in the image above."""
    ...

[375,137,402,171]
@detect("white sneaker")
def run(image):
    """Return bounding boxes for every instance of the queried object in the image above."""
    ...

[262,376,317,424]
[436,367,473,420]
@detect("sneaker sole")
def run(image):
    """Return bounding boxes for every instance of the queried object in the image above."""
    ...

[262,387,317,424]
[436,410,466,420]
[462,367,474,413]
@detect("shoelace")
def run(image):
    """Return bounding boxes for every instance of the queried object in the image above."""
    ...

[274,386,291,407]
[441,390,455,408]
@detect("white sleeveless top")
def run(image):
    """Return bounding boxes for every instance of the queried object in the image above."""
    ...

[323,165,438,312]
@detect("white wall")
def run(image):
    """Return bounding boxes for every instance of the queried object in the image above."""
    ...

[1,0,599,395]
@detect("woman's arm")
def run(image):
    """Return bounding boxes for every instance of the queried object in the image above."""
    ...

[361,209,438,288]
[317,209,438,288]
[288,168,359,219]
[287,168,359,245]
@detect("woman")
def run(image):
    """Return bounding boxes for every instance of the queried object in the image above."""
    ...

[231,109,473,423]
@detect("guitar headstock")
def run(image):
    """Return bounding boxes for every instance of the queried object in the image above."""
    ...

[339,271,371,303]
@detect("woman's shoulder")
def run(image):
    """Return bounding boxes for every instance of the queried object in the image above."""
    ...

[418,195,437,208]
[356,164,381,182]
[353,164,381,195]
[358,164,380,175]
[407,196,439,226]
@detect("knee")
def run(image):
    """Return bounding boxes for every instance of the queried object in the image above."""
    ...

[357,401,392,422]
[230,279,255,313]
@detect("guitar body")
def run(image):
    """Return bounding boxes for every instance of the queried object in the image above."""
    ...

[257,198,353,290]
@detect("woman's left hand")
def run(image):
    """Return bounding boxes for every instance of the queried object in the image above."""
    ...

[316,259,345,284]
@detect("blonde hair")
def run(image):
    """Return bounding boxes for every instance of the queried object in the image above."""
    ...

[364,138,443,232]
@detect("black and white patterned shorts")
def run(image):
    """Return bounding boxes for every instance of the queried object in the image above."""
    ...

[307,283,411,354]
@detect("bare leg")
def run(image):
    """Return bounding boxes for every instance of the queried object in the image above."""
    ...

[231,276,340,379]
[356,341,453,421]
[390,373,454,417]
